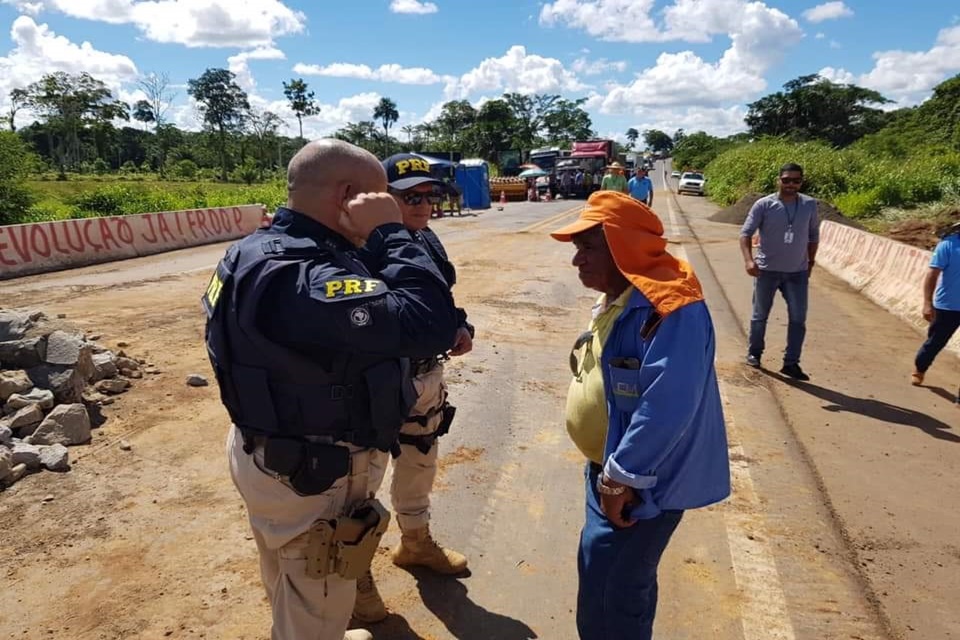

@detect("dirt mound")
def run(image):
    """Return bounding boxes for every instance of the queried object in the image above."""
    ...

[710,193,864,229]
[887,208,960,250]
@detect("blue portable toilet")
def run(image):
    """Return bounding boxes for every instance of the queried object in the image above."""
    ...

[455,159,491,210]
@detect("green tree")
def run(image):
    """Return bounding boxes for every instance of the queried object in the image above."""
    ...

[283,78,319,142]
[643,129,674,155]
[6,88,28,132]
[434,100,477,151]
[470,99,515,162]
[0,130,36,224]
[625,127,639,150]
[187,68,250,181]
[541,97,593,145]
[373,97,399,156]
[333,121,381,154]
[132,100,155,129]
[745,74,892,147]
[502,93,562,150]
[672,131,736,171]
[23,71,129,178]
[248,108,283,177]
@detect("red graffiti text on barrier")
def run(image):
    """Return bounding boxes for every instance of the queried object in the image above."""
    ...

[0,207,247,267]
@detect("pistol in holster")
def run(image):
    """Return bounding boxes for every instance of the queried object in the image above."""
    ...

[304,498,390,580]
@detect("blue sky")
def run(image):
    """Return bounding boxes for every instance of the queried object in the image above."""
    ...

[1,0,958,143]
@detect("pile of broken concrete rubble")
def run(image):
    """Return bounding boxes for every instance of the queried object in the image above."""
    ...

[1,308,148,489]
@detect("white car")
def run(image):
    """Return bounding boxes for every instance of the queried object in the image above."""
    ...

[671,170,681,179]
[678,172,705,195]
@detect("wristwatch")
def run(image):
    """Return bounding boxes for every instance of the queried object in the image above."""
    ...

[596,474,626,496]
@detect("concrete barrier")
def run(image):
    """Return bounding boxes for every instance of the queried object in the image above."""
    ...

[0,204,265,280]
[818,220,960,354]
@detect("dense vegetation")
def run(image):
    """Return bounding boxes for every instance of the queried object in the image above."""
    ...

[3,68,959,228]
[1,68,598,225]
[666,74,960,225]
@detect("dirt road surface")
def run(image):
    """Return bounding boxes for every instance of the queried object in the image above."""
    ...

[1,178,958,640]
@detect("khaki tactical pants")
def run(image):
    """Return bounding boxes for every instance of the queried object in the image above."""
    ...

[370,363,446,530]
[227,426,386,640]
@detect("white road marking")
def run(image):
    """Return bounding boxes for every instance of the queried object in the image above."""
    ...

[666,190,798,640]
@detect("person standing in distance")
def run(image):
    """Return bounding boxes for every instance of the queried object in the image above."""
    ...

[204,139,459,640]
[600,162,629,194]
[627,167,654,208]
[739,163,820,380]
[353,154,474,623]
[912,222,960,386]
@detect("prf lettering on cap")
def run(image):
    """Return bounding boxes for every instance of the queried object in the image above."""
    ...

[395,158,430,175]
[322,278,383,300]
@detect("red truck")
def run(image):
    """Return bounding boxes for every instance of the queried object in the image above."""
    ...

[563,139,615,197]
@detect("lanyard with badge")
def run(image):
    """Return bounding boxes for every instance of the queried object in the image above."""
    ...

[783,199,799,244]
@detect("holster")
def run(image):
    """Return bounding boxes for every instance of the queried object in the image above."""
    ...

[397,403,456,455]
[262,437,350,496]
[304,498,391,580]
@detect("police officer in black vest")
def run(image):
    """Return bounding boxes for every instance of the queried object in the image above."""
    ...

[204,139,459,640]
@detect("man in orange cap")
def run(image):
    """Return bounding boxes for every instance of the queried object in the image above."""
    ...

[551,191,730,640]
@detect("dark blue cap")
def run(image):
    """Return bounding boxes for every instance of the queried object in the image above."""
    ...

[382,153,444,191]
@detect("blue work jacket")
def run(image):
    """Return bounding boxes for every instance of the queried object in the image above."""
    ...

[600,288,731,519]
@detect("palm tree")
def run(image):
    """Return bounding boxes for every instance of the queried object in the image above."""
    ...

[625,127,639,150]
[373,97,399,156]
[401,124,415,147]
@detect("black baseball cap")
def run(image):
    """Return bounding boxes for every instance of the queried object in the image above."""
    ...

[383,153,445,191]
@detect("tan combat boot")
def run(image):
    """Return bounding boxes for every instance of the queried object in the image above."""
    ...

[391,524,468,574]
[352,569,387,623]
[344,630,373,640]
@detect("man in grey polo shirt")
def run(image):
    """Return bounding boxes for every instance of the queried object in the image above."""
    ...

[739,163,820,380]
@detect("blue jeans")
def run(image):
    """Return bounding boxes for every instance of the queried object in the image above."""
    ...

[577,464,684,640]
[915,308,960,372]
[748,269,809,365]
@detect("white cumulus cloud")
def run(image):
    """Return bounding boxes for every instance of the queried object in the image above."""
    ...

[389,0,438,15]
[571,57,627,76]
[802,2,853,23]
[594,1,802,114]
[818,25,960,105]
[1,0,306,48]
[539,0,661,43]
[0,16,138,127]
[228,46,285,91]
[292,61,449,85]
[444,45,588,99]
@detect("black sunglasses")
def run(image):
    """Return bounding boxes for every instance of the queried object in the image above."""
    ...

[390,189,444,206]
[779,177,802,184]
[569,330,594,377]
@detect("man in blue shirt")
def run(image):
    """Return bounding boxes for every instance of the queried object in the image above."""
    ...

[913,223,960,386]
[739,163,820,380]
[627,168,654,207]
[551,191,730,640]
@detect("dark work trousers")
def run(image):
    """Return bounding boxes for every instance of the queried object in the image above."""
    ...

[577,463,684,640]
[915,308,960,373]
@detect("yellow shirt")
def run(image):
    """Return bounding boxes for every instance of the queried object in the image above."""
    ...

[564,287,633,464]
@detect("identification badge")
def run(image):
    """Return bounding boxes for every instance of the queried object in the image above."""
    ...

[783,230,795,244]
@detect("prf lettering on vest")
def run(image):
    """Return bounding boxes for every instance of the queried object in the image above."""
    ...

[394,158,430,175]
[325,279,381,298]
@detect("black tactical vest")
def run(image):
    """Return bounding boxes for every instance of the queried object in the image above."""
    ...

[203,228,415,452]
[417,227,456,287]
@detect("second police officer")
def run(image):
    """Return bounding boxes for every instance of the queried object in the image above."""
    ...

[353,153,475,623]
